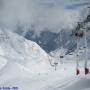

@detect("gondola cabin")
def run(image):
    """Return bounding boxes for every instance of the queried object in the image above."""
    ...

[75,30,84,38]
[60,55,64,58]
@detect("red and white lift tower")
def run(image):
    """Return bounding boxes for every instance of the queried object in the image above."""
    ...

[72,6,90,75]
[75,25,89,75]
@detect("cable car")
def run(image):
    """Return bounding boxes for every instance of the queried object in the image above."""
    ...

[60,55,64,58]
[75,30,84,38]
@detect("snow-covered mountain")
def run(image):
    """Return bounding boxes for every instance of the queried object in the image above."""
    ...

[24,16,90,54]
[25,30,76,53]
[0,28,76,90]
[0,28,90,90]
[0,28,52,73]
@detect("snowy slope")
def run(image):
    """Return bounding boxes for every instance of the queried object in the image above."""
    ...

[0,61,33,84]
[0,56,7,70]
[0,28,51,73]
[1,55,90,90]
[50,48,67,58]
[62,76,90,90]
[0,28,90,90]
[0,59,76,90]
[0,28,76,90]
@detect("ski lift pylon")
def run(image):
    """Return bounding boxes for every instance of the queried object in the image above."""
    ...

[70,7,90,75]
[76,37,80,75]
[75,27,89,75]
[83,27,89,75]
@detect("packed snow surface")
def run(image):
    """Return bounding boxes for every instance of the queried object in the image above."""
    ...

[0,28,90,90]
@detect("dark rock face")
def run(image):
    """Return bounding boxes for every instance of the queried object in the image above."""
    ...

[25,29,76,53]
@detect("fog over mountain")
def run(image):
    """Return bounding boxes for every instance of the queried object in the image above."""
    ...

[0,0,90,52]
[0,0,89,34]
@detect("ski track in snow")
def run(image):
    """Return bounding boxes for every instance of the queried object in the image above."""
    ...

[62,77,90,90]
[39,75,90,90]
[40,76,77,90]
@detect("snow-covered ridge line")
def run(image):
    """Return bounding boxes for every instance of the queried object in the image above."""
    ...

[0,28,52,73]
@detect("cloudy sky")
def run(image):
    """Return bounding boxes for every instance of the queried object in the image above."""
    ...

[0,0,90,35]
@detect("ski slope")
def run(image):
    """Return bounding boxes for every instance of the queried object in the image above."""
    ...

[0,28,90,90]
[0,28,52,73]
[0,60,77,90]
[0,59,90,90]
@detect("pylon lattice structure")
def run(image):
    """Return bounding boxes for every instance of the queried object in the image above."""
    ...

[72,7,90,75]
[75,28,89,75]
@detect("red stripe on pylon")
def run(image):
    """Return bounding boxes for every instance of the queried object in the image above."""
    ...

[85,67,89,75]
[76,68,80,75]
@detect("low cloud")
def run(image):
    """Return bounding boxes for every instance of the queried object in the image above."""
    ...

[0,0,89,35]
